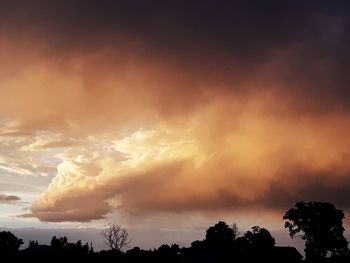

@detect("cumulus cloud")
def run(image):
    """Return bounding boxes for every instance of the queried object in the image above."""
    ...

[0,1,349,222]
[25,108,350,221]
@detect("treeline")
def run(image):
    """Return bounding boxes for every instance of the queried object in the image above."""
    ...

[0,201,350,263]
[0,223,300,263]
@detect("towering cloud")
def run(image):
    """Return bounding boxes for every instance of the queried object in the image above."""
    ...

[0,1,349,222]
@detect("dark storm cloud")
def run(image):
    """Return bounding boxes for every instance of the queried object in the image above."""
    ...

[121,166,350,214]
[261,168,350,211]
[0,1,345,62]
[0,0,349,112]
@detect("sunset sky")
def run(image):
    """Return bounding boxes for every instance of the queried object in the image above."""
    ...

[1,0,350,250]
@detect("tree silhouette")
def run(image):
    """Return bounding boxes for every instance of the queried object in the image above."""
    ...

[51,236,69,250]
[241,226,275,250]
[49,235,91,258]
[284,201,349,261]
[102,223,131,251]
[0,231,23,256]
[205,221,236,245]
[156,244,181,263]
[0,219,310,262]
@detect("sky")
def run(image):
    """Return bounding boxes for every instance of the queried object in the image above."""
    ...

[0,0,350,251]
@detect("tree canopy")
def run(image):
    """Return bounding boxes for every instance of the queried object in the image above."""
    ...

[0,231,23,256]
[284,201,349,261]
[205,221,236,246]
[239,226,275,250]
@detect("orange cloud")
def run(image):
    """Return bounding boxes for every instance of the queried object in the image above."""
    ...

[23,101,350,221]
[0,1,349,222]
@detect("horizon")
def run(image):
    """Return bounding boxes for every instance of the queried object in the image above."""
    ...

[5,222,307,252]
[1,0,350,256]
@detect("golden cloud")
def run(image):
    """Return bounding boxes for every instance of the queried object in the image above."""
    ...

[0,3,349,222]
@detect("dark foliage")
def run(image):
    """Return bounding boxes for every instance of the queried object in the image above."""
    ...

[205,221,236,246]
[237,226,275,250]
[284,201,349,262]
[0,231,23,257]
[0,202,349,263]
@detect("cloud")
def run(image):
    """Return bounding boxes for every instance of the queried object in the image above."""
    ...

[0,1,349,222]
[0,194,21,205]
[260,166,350,211]
[0,182,43,193]
[0,1,349,123]
[0,123,63,177]
[25,110,350,221]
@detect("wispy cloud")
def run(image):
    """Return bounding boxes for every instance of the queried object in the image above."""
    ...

[0,194,22,205]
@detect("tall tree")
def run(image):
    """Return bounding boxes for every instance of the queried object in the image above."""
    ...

[102,223,131,251]
[284,201,349,261]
